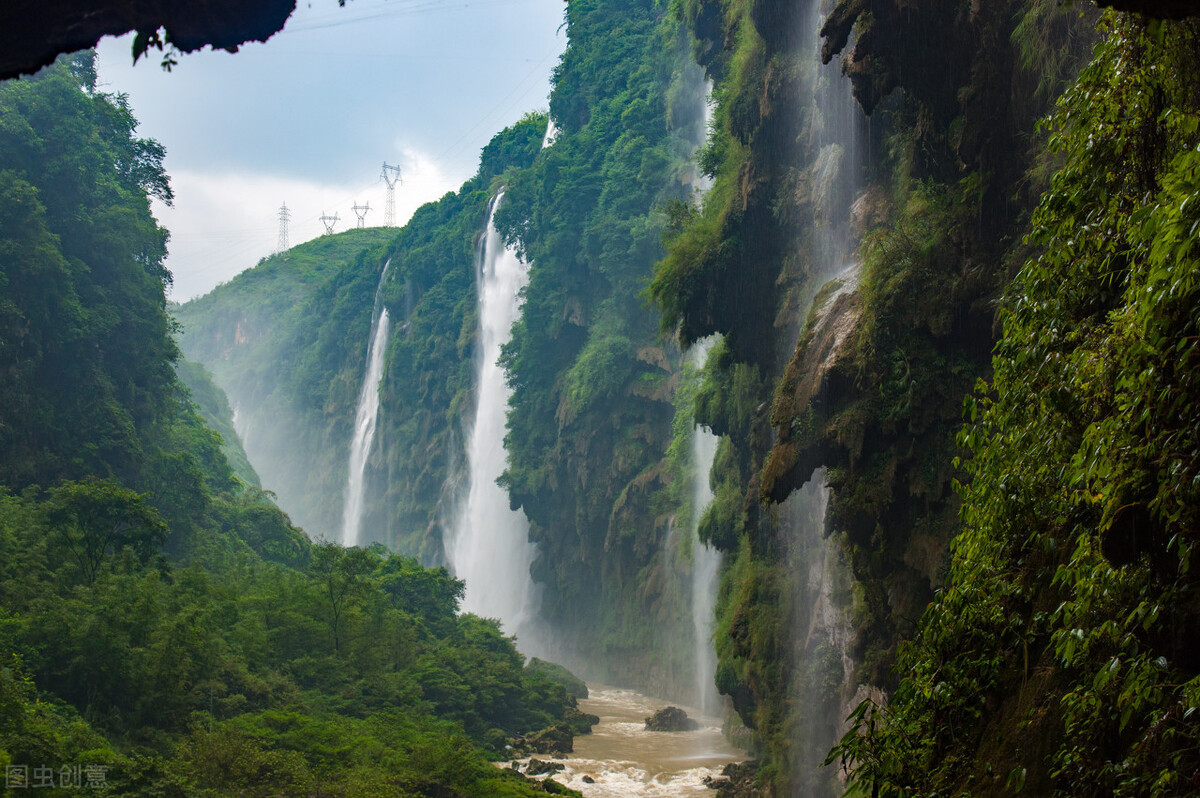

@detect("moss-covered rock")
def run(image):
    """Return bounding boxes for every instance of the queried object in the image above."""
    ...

[644,706,701,731]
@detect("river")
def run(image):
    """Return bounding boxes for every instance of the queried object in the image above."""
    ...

[515,685,746,796]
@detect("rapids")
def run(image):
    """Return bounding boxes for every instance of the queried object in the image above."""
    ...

[513,685,745,796]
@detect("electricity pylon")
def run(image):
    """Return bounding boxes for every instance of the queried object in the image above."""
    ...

[320,211,339,236]
[277,202,291,252]
[351,200,371,229]
[381,162,402,226]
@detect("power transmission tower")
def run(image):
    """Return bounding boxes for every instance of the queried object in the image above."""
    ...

[351,200,371,229]
[277,202,291,252]
[380,162,403,226]
[320,211,339,236]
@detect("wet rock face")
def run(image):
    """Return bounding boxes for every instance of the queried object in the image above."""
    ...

[703,760,761,796]
[564,707,600,735]
[644,706,701,732]
[760,274,861,505]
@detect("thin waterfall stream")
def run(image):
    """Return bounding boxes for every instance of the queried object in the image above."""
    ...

[785,0,865,794]
[341,259,391,547]
[687,338,722,716]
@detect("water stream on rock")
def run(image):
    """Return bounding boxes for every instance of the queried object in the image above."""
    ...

[784,0,865,793]
[341,259,391,547]
[448,194,539,647]
[514,685,744,796]
[687,338,722,716]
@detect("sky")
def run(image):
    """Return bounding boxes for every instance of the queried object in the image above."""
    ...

[94,0,567,301]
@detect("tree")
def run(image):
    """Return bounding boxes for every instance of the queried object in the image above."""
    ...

[308,542,375,656]
[43,479,167,584]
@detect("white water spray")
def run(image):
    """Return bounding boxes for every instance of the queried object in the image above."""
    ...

[786,1,865,793]
[449,194,538,644]
[341,260,391,547]
[688,338,722,715]
[542,118,559,149]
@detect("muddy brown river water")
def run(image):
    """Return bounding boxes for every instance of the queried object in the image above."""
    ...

[515,685,746,796]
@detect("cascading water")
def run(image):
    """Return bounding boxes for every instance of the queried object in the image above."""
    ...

[786,0,864,794]
[542,117,559,149]
[688,338,722,716]
[448,193,539,646]
[340,259,391,547]
[690,80,716,197]
[681,74,723,716]
[785,469,857,798]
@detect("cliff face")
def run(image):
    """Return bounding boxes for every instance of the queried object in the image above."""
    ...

[175,228,398,545]
[657,0,1200,792]
[491,0,720,698]
[651,0,1106,791]
[175,118,546,560]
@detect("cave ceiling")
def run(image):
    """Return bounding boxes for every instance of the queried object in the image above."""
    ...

[1,0,299,81]
[0,1,1194,84]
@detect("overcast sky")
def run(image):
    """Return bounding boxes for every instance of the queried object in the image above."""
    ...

[94,0,566,301]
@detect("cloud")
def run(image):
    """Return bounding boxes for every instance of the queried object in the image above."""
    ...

[161,145,459,301]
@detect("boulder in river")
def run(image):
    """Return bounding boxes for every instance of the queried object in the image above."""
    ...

[703,760,760,796]
[644,706,700,731]
[564,706,600,735]
[525,758,565,776]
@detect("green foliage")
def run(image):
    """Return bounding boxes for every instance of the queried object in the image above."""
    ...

[0,59,584,797]
[176,117,546,558]
[174,359,260,488]
[525,657,589,700]
[492,0,709,690]
[42,479,167,585]
[1,481,582,793]
[0,53,174,491]
[832,14,1200,796]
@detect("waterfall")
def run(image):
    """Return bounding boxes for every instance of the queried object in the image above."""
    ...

[787,0,864,794]
[448,193,538,646]
[807,0,862,284]
[542,117,559,149]
[695,81,716,197]
[340,260,391,547]
[785,474,846,797]
[231,402,247,442]
[687,337,722,716]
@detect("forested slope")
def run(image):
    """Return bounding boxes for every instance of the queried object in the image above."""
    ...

[174,227,396,542]
[493,0,713,693]
[827,13,1200,796]
[180,0,724,701]
[0,54,589,797]
[175,118,545,558]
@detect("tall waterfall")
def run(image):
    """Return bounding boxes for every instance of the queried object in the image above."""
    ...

[688,338,722,715]
[341,260,391,547]
[787,0,864,794]
[449,193,538,645]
